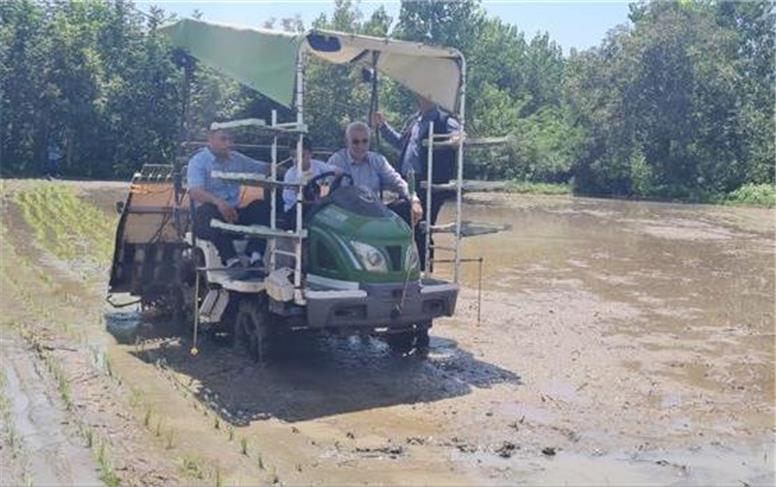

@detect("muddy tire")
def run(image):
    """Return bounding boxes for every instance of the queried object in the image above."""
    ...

[415,326,430,349]
[168,284,192,328]
[386,322,431,357]
[386,331,416,355]
[235,298,272,363]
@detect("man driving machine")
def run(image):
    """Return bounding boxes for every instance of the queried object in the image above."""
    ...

[327,121,423,228]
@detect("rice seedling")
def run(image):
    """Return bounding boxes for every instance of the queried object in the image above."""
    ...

[240,437,248,455]
[166,428,175,450]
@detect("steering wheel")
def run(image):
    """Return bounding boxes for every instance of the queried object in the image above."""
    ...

[302,171,354,203]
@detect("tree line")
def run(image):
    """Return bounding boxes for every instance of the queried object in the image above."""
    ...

[1,0,773,202]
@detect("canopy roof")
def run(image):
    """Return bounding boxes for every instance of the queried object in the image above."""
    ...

[160,19,463,112]
[307,29,463,112]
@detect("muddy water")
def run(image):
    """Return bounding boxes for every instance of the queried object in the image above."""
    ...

[431,194,774,483]
[442,194,773,407]
[1,334,103,486]
[107,191,774,485]
[8,181,772,486]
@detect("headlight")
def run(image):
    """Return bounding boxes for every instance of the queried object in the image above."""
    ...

[350,241,388,273]
[405,244,419,271]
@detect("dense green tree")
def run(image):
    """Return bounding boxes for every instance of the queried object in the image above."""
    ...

[565,1,773,197]
[1,0,51,174]
[304,0,390,151]
[0,0,771,203]
[0,0,182,178]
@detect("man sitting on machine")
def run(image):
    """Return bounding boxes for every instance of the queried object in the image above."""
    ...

[326,121,423,228]
[282,136,340,225]
[187,120,271,271]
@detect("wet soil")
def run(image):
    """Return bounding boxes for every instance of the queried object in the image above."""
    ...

[1,333,102,486]
[1,180,774,485]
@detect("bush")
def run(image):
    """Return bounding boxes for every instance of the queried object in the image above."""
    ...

[506,181,571,195]
[726,183,776,208]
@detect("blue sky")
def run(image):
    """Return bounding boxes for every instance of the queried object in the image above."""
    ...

[137,1,632,52]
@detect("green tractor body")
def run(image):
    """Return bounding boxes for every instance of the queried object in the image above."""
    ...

[306,193,420,284]
[299,186,457,329]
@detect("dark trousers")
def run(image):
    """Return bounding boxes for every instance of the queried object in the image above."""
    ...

[391,190,454,271]
[386,201,423,272]
[281,206,304,231]
[194,200,270,263]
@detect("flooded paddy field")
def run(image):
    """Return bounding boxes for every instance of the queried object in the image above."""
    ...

[1,180,773,485]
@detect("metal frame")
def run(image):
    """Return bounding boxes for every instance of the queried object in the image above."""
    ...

[455,55,467,283]
[424,122,435,273]
[421,52,466,283]
[203,41,467,308]
[292,48,306,305]
[274,42,469,290]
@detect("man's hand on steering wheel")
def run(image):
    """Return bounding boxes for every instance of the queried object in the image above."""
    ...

[301,170,352,204]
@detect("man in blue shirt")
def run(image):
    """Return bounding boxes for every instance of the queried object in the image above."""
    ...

[187,122,271,268]
[327,121,423,226]
[372,97,462,269]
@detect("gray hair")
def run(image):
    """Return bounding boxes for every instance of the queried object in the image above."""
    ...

[345,121,371,139]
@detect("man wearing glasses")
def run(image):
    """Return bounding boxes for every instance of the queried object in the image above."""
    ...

[187,121,271,270]
[327,121,423,227]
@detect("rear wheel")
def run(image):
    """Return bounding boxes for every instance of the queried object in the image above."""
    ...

[235,298,272,363]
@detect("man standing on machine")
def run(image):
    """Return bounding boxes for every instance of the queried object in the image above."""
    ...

[327,121,423,228]
[187,121,271,270]
[372,96,462,269]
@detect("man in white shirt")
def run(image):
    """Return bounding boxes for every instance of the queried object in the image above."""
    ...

[282,137,339,220]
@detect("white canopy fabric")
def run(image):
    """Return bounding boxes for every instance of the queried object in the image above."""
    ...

[160,19,464,113]
[305,30,463,113]
[161,19,302,107]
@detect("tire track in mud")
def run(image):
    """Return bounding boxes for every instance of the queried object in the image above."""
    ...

[2,181,294,486]
[1,333,102,486]
[1,182,182,486]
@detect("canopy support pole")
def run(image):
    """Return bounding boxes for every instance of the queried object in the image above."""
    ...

[454,55,467,284]
[270,109,278,273]
[369,52,380,149]
[293,49,306,305]
[175,57,193,206]
[424,122,434,274]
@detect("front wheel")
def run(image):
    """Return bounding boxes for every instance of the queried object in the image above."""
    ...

[415,326,430,349]
[386,322,431,357]
[386,331,416,355]
[235,298,272,363]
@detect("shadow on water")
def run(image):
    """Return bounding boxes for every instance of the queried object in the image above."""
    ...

[105,311,521,425]
[105,310,184,345]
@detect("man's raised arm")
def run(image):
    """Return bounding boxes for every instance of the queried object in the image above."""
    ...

[372,112,402,151]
